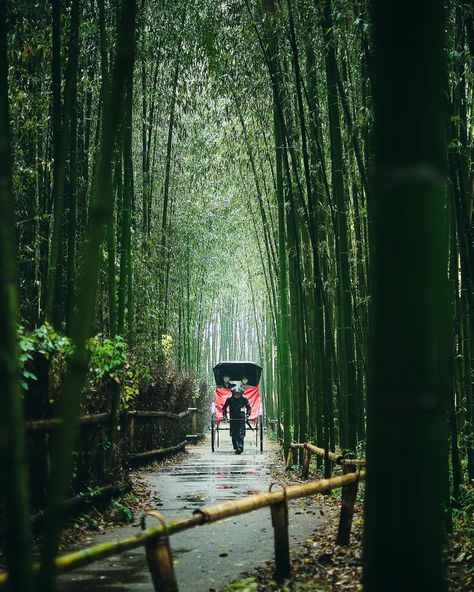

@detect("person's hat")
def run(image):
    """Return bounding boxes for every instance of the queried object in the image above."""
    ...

[232,386,244,395]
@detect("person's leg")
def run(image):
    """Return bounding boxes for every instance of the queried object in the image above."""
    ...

[230,422,237,450]
[236,420,244,453]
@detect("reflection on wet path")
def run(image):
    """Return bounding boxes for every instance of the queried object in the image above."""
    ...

[56,437,321,592]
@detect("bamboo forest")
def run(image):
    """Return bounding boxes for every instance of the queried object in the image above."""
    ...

[0,0,473,591]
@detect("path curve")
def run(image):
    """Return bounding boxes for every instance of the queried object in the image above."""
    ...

[57,435,323,591]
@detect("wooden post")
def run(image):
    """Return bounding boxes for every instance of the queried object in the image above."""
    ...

[336,462,359,546]
[128,415,135,455]
[141,511,179,592]
[269,483,291,581]
[285,448,293,471]
[301,445,311,480]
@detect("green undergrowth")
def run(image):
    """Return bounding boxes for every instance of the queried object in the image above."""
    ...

[222,575,330,591]
[451,484,474,544]
[18,323,202,418]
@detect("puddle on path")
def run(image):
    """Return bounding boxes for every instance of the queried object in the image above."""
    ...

[57,438,323,592]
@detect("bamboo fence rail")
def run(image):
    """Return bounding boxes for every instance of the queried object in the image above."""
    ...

[288,441,366,479]
[25,408,194,432]
[25,412,112,432]
[22,407,200,513]
[0,456,365,591]
[129,439,188,462]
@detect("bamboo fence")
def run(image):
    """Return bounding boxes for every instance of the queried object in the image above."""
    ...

[0,445,365,592]
[23,407,200,511]
[288,441,366,479]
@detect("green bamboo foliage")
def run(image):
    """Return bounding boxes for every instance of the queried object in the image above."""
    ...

[364,1,450,590]
[0,1,33,589]
[2,3,474,586]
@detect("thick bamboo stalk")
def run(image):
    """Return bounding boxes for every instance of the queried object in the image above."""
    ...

[365,0,449,589]
[0,0,33,587]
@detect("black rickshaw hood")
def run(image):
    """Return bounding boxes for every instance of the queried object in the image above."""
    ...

[213,361,262,386]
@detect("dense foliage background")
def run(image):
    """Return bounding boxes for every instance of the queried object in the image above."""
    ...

[0,0,473,590]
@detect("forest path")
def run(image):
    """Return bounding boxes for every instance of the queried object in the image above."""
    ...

[56,436,324,591]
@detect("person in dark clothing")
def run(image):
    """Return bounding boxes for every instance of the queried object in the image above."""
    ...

[222,386,251,454]
[220,375,234,389]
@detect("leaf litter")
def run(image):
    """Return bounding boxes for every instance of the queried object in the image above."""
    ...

[221,450,473,591]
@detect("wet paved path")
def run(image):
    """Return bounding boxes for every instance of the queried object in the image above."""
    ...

[56,436,323,591]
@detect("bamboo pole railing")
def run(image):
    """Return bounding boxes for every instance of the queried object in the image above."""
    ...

[0,464,365,591]
[25,412,112,431]
[127,409,192,420]
[129,439,187,463]
[25,408,194,432]
[21,408,200,533]
[288,442,366,477]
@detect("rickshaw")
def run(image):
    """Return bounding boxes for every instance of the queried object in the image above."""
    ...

[211,361,264,453]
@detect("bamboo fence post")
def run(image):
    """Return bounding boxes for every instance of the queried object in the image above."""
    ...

[141,511,178,592]
[189,407,197,436]
[285,448,293,470]
[301,444,311,480]
[336,462,359,546]
[128,414,135,455]
[269,483,291,581]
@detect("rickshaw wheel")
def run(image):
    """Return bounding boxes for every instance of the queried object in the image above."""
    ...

[211,416,215,452]
[259,415,264,452]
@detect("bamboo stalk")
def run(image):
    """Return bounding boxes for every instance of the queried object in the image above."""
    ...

[0,0,33,587]
[365,0,449,588]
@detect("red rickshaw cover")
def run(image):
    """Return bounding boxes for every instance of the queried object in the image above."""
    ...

[212,386,261,423]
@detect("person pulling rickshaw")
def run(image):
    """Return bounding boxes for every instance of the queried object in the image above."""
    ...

[222,385,251,454]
